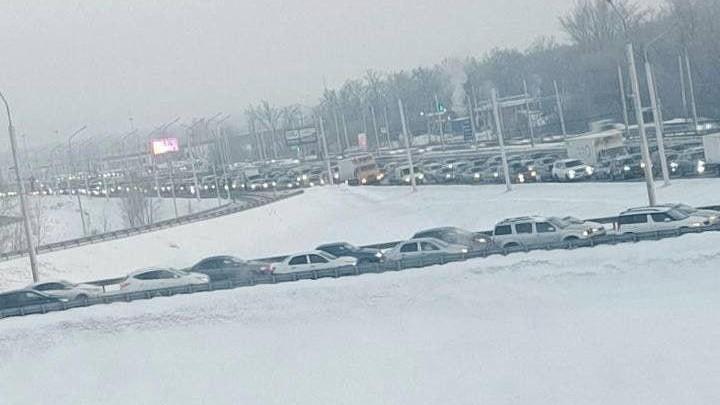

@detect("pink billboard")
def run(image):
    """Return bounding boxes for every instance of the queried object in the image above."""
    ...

[151,138,179,155]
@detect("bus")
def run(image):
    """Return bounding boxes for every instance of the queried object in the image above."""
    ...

[336,154,382,185]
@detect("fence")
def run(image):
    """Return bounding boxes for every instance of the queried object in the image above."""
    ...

[0,191,303,263]
[2,206,719,320]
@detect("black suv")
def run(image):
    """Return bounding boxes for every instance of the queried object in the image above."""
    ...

[316,242,384,264]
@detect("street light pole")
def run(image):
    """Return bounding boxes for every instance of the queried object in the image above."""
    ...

[522,79,535,148]
[617,65,631,139]
[319,115,334,186]
[553,80,567,138]
[491,89,512,192]
[684,49,699,133]
[398,98,416,192]
[644,51,670,186]
[0,91,39,282]
[67,125,88,236]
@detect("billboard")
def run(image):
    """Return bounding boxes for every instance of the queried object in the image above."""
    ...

[357,133,368,151]
[285,127,318,146]
[151,138,180,155]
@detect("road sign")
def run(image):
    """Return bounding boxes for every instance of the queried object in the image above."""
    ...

[285,127,318,146]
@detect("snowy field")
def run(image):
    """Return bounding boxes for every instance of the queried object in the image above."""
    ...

[4,195,226,245]
[1,180,720,404]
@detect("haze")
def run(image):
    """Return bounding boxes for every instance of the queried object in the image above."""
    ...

[1,0,660,148]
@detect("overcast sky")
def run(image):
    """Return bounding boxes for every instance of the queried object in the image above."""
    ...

[0,0,662,148]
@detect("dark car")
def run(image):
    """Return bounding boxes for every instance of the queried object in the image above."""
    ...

[316,242,384,264]
[0,289,65,311]
[412,227,492,251]
[189,255,270,282]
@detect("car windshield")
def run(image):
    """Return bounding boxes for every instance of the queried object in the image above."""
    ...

[667,209,689,220]
[565,160,583,167]
[673,204,696,215]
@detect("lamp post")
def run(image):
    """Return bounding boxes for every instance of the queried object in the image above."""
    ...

[67,125,88,236]
[607,0,656,206]
[0,91,39,282]
[398,98,416,192]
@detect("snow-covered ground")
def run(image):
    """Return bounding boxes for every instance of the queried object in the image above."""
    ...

[1,233,719,404]
[4,195,226,244]
[1,180,720,404]
[0,179,719,288]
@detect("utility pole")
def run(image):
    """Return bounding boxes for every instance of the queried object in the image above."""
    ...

[684,49,699,133]
[370,105,380,153]
[333,109,342,154]
[617,65,631,139]
[522,79,535,148]
[627,43,657,205]
[168,160,178,218]
[1,91,39,282]
[398,98,416,192]
[466,95,478,146]
[678,55,688,120]
[491,89,512,192]
[383,104,392,147]
[645,53,670,186]
[341,111,350,149]
[319,115,333,186]
[67,125,88,236]
[434,94,445,150]
[553,80,567,138]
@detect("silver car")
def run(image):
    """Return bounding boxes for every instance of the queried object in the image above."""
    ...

[492,216,606,249]
[27,280,104,301]
[384,238,469,261]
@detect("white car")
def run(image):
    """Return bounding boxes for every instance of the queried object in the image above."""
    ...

[617,206,711,234]
[271,251,357,274]
[27,280,104,301]
[118,268,209,292]
[552,159,594,181]
[658,203,720,225]
[492,216,605,249]
[383,237,468,261]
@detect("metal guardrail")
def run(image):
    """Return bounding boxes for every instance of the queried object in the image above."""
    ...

[0,191,303,263]
[2,212,719,320]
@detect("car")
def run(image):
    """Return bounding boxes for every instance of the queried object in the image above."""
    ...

[412,227,491,251]
[27,280,103,301]
[270,251,357,274]
[551,159,594,181]
[315,242,384,264]
[668,147,706,177]
[658,203,720,225]
[617,206,711,234]
[383,237,469,261]
[189,255,271,282]
[492,216,606,248]
[118,267,209,292]
[0,289,66,311]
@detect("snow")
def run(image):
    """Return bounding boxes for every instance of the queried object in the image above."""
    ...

[1,179,719,288]
[1,179,720,404]
[5,195,226,244]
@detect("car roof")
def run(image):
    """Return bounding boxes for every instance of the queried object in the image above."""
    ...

[316,242,352,249]
[128,267,175,276]
[400,237,449,245]
[620,206,672,215]
[0,289,53,297]
[414,227,463,234]
[496,216,550,225]
[27,280,73,288]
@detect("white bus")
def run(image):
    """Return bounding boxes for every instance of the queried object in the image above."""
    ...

[336,154,382,185]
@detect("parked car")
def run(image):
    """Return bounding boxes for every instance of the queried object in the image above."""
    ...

[384,237,469,261]
[316,242,384,264]
[271,251,357,274]
[617,206,711,234]
[189,255,271,282]
[492,216,606,248]
[412,227,491,251]
[119,268,209,292]
[656,203,720,225]
[551,159,594,181]
[27,280,103,301]
[0,289,66,311]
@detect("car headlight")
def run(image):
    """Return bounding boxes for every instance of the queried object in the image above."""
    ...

[474,173,480,179]
[445,174,452,179]
[461,248,469,254]
[568,169,576,179]
[493,172,499,178]
[374,252,383,258]
[623,165,630,172]
[690,222,703,227]
[582,230,589,236]
[475,237,488,244]
[670,162,679,169]
[708,215,718,223]
[530,170,537,177]
[361,178,367,184]
[518,174,525,183]
[585,166,594,175]
[697,161,706,174]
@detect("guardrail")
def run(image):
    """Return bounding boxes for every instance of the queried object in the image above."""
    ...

[2,207,719,320]
[0,191,303,263]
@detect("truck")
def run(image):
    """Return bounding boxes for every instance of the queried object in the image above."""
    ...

[336,154,382,185]
[701,133,720,175]
[565,129,626,165]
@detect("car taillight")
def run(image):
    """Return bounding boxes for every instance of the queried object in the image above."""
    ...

[119,282,130,289]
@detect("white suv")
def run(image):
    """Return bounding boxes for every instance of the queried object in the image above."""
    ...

[552,159,594,181]
[492,216,606,249]
[617,206,710,234]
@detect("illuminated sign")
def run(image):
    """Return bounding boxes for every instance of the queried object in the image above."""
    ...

[151,138,179,155]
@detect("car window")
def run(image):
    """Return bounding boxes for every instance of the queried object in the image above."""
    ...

[400,243,419,253]
[198,260,219,270]
[651,213,672,222]
[536,222,556,233]
[309,254,329,264]
[0,293,21,307]
[515,223,533,234]
[494,225,512,236]
[420,242,440,251]
[34,282,66,291]
[20,292,48,304]
[288,255,308,265]
[134,271,160,280]
[619,214,648,224]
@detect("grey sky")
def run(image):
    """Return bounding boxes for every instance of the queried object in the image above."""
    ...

[0,0,661,148]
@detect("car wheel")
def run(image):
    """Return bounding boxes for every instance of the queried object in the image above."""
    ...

[503,242,520,249]
[563,236,580,242]
[75,294,88,302]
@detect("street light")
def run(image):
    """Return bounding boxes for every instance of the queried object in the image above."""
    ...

[0,90,39,282]
[607,0,657,206]
[67,125,88,236]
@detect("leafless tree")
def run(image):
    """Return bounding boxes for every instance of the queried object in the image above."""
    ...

[120,190,159,228]
[560,0,648,50]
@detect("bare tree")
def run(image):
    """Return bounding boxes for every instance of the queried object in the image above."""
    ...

[254,100,283,159]
[560,0,648,50]
[120,190,159,228]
